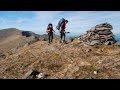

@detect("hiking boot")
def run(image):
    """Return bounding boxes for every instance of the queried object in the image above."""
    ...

[63,40,66,43]
[64,41,67,44]
[48,42,51,45]
[59,40,62,43]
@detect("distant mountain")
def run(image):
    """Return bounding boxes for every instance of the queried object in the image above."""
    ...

[0,28,22,41]
[0,28,44,52]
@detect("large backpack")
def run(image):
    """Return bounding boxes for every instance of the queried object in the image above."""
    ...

[56,18,65,30]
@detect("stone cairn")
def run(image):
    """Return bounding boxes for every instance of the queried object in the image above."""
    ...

[78,23,117,45]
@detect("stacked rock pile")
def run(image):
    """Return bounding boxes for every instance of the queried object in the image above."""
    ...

[78,23,117,45]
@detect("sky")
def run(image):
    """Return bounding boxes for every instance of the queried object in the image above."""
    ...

[0,11,120,36]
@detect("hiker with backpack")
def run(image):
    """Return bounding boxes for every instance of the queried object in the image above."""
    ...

[46,23,55,44]
[56,18,68,43]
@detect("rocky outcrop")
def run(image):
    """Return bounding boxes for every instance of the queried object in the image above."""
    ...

[78,23,117,45]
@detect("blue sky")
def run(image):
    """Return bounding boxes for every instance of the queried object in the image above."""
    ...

[0,11,120,36]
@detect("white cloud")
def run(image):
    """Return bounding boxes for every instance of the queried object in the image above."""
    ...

[33,11,64,21]
[16,19,24,23]
[16,18,33,24]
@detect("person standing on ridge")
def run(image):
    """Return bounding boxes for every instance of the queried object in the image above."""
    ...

[46,23,55,44]
[56,18,68,43]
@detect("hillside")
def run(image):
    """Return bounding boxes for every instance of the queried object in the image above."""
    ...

[0,37,120,79]
[0,24,120,79]
[0,28,34,52]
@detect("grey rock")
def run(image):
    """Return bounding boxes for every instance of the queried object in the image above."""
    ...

[22,69,39,79]
[105,41,114,45]
[90,40,100,46]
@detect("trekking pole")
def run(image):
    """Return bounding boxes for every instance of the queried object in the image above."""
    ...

[65,29,70,34]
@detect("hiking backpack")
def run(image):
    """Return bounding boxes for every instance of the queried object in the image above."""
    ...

[56,18,65,30]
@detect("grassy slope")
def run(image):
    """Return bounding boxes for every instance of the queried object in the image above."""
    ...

[0,38,120,79]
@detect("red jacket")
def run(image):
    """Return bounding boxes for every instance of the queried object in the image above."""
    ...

[60,22,66,30]
[47,26,53,32]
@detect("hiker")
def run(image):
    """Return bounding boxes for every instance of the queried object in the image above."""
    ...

[46,23,54,44]
[56,18,68,43]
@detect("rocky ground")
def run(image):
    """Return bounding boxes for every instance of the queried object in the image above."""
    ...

[0,37,120,79]
[0,23,120,79]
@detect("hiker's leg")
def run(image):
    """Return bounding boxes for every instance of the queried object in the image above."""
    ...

[48,33,50,43]
[63,32,66,42]
[52,32,53,39]
[61,32,63,40]
[51,32,53,42]
[49,35,51,43]
[60,32,62,42]
[61,31,64,42]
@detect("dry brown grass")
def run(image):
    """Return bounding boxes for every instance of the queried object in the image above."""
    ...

[0,38,120,79]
